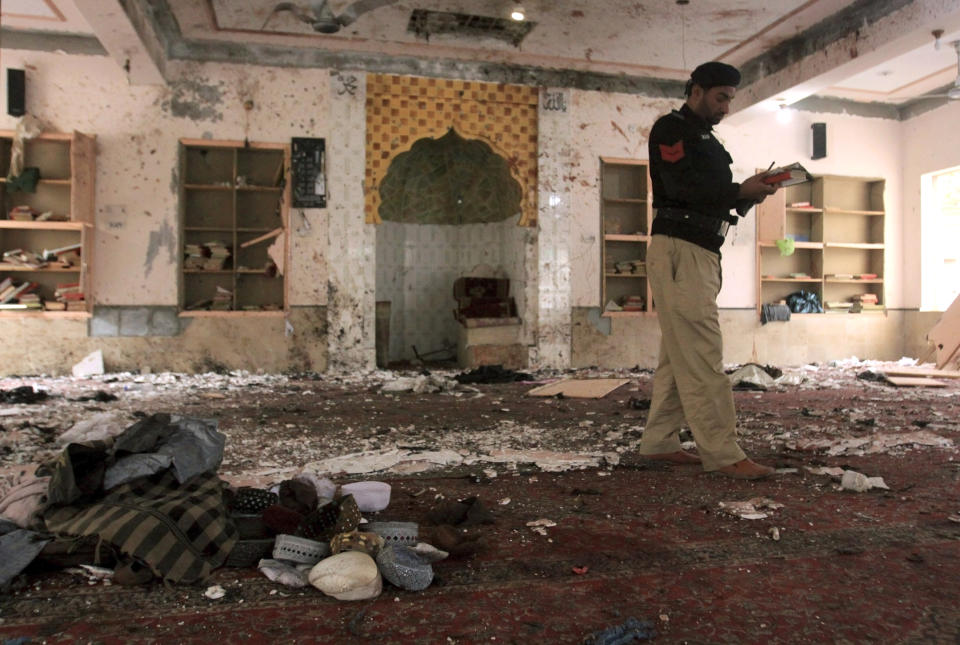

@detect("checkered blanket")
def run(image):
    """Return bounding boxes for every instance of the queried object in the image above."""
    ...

[43,470,237,585]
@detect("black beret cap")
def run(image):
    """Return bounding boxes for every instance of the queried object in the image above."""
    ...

[690,61,741,89]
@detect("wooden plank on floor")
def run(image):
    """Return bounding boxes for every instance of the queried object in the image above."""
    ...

[882,369,960,379]
[884,376,949,388]
[526,378,630,398]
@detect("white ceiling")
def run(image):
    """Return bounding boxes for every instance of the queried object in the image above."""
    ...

[2,0,960,108]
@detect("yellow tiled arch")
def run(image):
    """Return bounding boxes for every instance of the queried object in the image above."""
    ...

[365,74,539,226]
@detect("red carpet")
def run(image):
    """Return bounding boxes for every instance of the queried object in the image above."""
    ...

[2,452,959,644]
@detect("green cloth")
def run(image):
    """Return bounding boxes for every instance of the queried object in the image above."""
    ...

[6,167,40,193]
[775,237,795,256]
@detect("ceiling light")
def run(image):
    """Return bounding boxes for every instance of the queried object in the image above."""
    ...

[510,6,525,21]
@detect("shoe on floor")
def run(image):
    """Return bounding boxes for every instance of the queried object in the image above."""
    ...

[715,458,774,480]
[646,450,701,465]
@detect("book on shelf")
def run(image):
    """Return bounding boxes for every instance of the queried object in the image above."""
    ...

[763,162,812,186]
[209,285,233,310]
[65,300,87,311]
[204,242,231,258]
[8,205,37,221]
[55,282,81,296]
[855,273,878,280]
[1,281,38,304]
[2,249,46,269]
[789,201,812,208]
[0,302,41,310]
[43,301,67,311]
[621,295,646,312]
[850,302,885,314]
[825,301,853,314]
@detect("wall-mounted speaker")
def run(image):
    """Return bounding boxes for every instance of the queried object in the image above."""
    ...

[811,122,826,160]
[7,69,26,117]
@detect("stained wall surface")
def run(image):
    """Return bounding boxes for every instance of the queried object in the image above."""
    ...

[0,50,333,307]
[0,45,944,375]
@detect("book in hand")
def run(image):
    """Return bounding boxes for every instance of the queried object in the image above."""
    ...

[763,162,811,186]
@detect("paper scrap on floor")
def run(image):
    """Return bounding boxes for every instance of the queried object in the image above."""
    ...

[884,376,948,388]
[526,378,630,398]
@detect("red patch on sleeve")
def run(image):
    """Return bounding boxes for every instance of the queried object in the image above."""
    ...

[659,140,685,163]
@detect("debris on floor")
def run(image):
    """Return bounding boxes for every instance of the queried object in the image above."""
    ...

[840,470,890,492]
[791,430,954,456]
[583,616,656,644]
[718,497,784,520]
[454,364,533,384]
[380,373,461,394]
[0,357,957,641]
[71,350,104,378]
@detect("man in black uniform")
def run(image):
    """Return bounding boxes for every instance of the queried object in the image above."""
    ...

[636,61,779,479]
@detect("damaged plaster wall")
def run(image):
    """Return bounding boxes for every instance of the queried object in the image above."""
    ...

[0,308,326,375]
[535,88,574,369]
[0,50,334,374]
[0,51,333,306]
[327,71,375,372]
[565,90,672,307]
[0,51,334,305]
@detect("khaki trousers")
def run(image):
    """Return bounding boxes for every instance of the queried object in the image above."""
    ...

[637,235,746,471]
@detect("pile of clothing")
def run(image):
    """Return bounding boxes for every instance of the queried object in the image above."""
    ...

[0,413,236,588]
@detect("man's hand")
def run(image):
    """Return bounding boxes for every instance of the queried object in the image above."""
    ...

[738,172,779,202]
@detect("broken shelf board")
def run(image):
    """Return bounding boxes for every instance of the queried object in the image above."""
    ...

[882,368,960,379]
[884,375,948,388]
[526,378,630,398]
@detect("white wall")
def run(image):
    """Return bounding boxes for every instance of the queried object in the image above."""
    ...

[901,101,960,310]
[721,107,903,308]
[564,91,905,310]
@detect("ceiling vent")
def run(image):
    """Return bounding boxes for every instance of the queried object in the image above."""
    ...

[407,9,535,47]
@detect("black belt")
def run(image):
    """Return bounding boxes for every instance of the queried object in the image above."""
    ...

[654,208,731,237]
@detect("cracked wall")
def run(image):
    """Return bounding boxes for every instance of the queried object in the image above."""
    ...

[0,43,943,374]
[326,70,375,373]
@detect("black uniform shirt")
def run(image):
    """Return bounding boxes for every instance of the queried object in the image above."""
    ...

[649,104,750,252]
